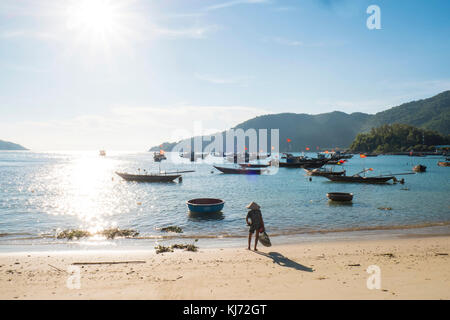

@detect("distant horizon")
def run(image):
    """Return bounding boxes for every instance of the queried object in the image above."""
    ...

[2,88,449,151]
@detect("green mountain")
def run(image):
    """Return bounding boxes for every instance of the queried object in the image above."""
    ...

[232,111,371,151]
[350,123,450,153]
[364,90,450,135]
[150,90,450,152]
[0,140,27,150]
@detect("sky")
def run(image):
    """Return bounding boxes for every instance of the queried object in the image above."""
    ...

[0,0,449,151]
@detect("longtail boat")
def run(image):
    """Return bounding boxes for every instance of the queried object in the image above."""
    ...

[324,175,394,184]
[116,172,181,182]
[213,165,264,175]
[270,156,327,168]
[323,168,394,184]
[438,161,450,167]
[304,168,345,177]
[239,163,270,168]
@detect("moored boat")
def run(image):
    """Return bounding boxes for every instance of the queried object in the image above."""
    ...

[437,161,450,167]
[153,152,167,162]
[327,192,353,202]
[363,153,378,157]
[324,174,394,184]
[270,154,328,168]
[413,164,427,172]
[323,168,395,184]
[304,168,345,176]
[186,198,225,213]
[239,163,270,168]
[213,165,264,175]
[116,172,180,182]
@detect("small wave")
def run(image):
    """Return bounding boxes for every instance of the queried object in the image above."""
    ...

[0,232,34,238]
[1,221,449,242]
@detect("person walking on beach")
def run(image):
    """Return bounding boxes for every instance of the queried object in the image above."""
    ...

[246,202,265,251]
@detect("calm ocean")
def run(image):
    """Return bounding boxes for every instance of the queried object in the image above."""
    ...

[0,151,449,251]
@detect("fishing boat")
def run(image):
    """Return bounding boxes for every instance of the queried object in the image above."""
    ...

[239,163,270,168]
[323,168,395,184]
[304,168,345,176]
[271,153,328,168]
[324,174,394,184]
[327,192,353,202]
[213,165,264,175]
[116,172,181,182]
[437,161,450,167]
[413,164,427,172]
[186,198,225,213]
[153,152,166,162]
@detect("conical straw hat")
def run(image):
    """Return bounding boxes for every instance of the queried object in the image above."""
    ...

[246,202,260,210]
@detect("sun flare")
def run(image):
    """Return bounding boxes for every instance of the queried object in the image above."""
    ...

[67,0,118,32]
[65,0,132,48]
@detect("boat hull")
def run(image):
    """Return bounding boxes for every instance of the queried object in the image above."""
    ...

[214,166,263,174]
[324,175,393,184]
[274,161,327,168]
[327,192,353,201]
[239,163,270,168]
[438,162,450,167]
[304,169,345,176]
[116,172,181,182]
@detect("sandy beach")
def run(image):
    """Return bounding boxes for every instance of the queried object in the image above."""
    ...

[1,235,449,300]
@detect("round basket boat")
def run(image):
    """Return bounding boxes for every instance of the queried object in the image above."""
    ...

[187,198,225,213]
[327,192,353,202]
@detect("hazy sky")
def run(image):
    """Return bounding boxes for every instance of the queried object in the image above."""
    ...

[1,0,449,150]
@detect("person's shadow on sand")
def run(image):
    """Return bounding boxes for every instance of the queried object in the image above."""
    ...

[254,251,314,272]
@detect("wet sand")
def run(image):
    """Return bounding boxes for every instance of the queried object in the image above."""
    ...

[0,235,449,299]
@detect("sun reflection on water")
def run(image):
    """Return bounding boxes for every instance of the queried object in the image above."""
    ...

[48,153,120,233]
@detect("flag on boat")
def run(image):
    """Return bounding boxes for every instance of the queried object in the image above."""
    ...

[306,147,310,151]
[287,138,291,143]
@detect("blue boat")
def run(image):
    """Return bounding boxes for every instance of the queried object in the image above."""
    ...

[187,198,225,213]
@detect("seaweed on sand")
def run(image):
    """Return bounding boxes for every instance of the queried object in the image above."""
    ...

[171,239,199,252]
[155,244,174,254]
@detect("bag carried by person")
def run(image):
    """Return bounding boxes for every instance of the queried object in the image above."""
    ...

[258,231,271,247]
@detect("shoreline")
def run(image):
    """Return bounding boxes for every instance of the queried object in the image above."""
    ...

[1,223,449,253]
[1,234,449,299]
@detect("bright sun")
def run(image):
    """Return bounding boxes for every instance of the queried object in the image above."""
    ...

[67,0,120,37]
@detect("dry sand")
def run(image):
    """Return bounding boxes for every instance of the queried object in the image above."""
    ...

[0,235,449,299]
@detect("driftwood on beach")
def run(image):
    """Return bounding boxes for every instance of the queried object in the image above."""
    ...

[72,261,146,265]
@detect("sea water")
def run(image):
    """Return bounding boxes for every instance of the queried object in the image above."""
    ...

[0,151,449,251]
